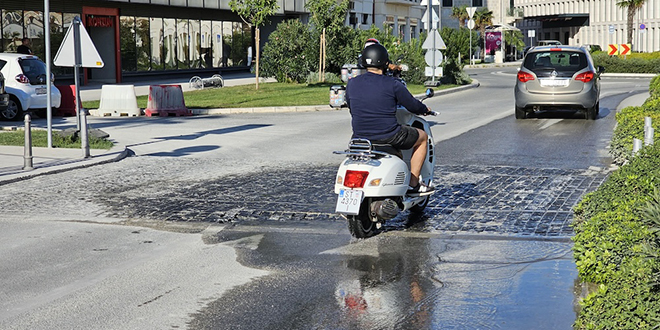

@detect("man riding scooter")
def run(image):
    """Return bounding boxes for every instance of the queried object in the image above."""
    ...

[345,42,435,195]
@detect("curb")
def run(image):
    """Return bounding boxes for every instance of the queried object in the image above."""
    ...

[0,146,132,186]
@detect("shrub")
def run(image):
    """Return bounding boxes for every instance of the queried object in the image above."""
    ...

[573,78,660,328]
[592,52,660,74]
[260,20,316,83]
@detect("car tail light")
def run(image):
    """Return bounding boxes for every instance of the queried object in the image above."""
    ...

[517,71,535,83]
[575,71,595,83]
[344,170,369,188]
[550,48,562,51]
[15,74,29,84]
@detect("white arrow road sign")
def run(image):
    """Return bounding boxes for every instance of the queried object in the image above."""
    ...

[420,0,440,5]
[422,29,446,50]
[421,8,439,26]
[54,21,104,68]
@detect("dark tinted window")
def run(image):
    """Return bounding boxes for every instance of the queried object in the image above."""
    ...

[524,51,587,73]
[18,58,47,85]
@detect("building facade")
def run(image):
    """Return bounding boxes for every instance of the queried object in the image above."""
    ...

[515,0,660,53]
[0,0,290,83]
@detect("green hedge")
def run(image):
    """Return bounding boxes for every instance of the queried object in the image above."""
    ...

[573,75,660,329]
[592,52,660,74]
[609,75,660,164]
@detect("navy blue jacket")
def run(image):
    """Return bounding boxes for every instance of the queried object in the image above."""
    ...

[345,72,427,141]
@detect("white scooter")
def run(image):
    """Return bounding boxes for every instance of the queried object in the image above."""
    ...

[334,89,437,238]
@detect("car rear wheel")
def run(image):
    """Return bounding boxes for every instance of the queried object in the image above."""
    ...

[515,105,527,119]
[1,96,23,121]
[585,103,598,120]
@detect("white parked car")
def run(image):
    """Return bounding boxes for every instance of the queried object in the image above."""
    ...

[0,53,61,120]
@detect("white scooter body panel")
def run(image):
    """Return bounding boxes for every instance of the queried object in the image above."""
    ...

[334,155,410,197]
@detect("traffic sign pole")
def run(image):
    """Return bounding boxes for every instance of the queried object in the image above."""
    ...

[44,0,52,148]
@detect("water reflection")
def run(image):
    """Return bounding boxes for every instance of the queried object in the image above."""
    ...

[334,237,437,329]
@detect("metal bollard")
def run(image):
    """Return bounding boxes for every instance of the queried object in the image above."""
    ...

[23,114,33,170]
[644,117,654,146]
[80,110,90,158]
[645,126,655,146]
[633,138,643,156]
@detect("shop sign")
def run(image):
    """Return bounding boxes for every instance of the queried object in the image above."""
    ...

[87,16,114,28]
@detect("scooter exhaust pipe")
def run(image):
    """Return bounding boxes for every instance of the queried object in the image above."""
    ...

[370,199,399,221]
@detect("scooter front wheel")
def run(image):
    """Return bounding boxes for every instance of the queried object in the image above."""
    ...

[347,199,380,239]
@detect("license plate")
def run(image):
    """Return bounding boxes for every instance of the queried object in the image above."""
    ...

[36,87,47,95]
[335,189,363,215]
[539,79,569,87]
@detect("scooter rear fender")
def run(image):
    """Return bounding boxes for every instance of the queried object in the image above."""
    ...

[334,155,410,197]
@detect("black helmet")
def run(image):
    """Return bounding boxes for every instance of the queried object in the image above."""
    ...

[361,43,389,69]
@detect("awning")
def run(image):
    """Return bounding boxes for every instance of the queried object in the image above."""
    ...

[485,24,520,32]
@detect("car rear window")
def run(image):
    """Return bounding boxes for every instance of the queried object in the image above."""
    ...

[18,58,48,85]
[524,51,587,74]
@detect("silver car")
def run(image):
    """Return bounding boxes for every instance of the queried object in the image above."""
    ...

[514,46,604,120]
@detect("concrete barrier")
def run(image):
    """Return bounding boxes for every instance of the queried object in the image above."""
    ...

[96,85,141,117]
[54,85,77,116]
[145,85,191,117]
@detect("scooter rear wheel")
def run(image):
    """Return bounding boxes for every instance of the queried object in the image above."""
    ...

[347,199,380,238]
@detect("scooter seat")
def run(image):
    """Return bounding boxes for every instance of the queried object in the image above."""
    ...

[371,143,403,159]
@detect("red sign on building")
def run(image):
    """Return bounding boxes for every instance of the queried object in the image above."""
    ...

[86,16,114,28]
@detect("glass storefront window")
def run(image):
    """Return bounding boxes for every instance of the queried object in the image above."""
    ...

[230,22,248,66]
[176,19,189,68]
[222,21,232,67]
[163,18,176,70]
[120,16,137,72]
[189,19,201,68]
[136,17,150,71]
[212,21,223,67]
[2,10,24,52]
[200,20,212,68]
[150,18,163,70]
[24,11,44,59]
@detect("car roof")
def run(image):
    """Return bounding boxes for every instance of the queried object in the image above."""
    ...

[0,53,41,61]
[527,45,586,53]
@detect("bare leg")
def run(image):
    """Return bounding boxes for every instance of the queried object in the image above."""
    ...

[409,128,428,187]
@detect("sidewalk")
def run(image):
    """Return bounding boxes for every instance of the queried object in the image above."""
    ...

[0,68,650,185]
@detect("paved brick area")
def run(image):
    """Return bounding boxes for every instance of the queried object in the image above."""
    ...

[425,165,609,236]
[0,156,609,238]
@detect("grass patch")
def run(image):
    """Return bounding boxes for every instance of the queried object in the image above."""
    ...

[0,130,114,149]
[81,82,456,109]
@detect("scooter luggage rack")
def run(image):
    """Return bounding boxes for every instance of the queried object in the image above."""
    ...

[333,138,389,160]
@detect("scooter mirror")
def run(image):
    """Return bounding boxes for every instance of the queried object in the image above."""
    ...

[425,88,434,98]
[400,64,409,71]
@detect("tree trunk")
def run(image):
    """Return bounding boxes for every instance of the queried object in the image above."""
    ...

[627,7,635,46]
[256,27,260,90]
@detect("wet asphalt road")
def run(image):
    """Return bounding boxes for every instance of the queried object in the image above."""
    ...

[0,68,653,329]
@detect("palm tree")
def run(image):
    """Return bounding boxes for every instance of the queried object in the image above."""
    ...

[474,8,493,58]
[450,5,469,28]
[616,0,647,47]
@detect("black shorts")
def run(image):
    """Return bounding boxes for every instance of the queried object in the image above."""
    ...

[373,126,419,150]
